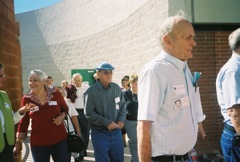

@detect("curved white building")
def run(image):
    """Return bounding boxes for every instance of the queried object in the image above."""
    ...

[16,0,172,93]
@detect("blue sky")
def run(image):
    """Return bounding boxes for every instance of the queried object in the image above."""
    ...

[14,0,63,14]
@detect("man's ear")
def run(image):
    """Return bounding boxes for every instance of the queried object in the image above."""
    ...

[236,47,240,54]
[96,71,100,76]
[163,35,173,49]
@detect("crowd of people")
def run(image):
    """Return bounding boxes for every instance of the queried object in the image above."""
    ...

[1,12,240,162]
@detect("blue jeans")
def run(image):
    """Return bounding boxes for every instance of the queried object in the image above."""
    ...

[91,128,124,162]
[31,140,70,162]
[125,120,139,162]
[221,126,240,162]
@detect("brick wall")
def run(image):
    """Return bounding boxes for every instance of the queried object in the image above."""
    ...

[0,0,22,112]
[189,30,232,154]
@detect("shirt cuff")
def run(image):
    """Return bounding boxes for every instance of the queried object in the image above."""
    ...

[13,110,25,124]
[197,114,206,123]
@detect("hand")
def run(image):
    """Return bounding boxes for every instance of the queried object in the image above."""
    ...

[13,142,22,159]
[107,122,119,130]
[227,108,240,134]
[19,103,37,115]
[117,121,124,129]
[76,130,81,137]
[53,113,65,126]
[198,122,206,139]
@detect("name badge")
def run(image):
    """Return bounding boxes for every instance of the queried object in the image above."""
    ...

[48,101,57,106]
[4,103,10,109]
[174,99,182,110]
[173,85,185,95]
[115,97,120,103]
[116,104,119,110]
[181,96,190,108]
[174,96,190,110]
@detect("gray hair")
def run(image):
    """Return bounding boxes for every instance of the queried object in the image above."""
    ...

[72,73,82,80]
[61,80,68,84]
[159,11,187,48]
[29,69,48,81]
[229,28,240,52]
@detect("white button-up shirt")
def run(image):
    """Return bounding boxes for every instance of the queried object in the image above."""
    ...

[72,84,89,109]
[138,51,205,156]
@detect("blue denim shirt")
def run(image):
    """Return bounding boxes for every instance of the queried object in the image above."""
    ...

[84,80,126,130]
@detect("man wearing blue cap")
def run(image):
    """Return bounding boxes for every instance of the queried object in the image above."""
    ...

[84,62,126,162]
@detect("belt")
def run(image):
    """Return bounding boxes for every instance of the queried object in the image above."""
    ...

[224,123,236,133]
[152,153,188,161]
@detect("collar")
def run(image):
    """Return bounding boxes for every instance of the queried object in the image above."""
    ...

[160,50,186,71]
[96,80,112,89]
[25,86,54,104]
[231,52,240,63]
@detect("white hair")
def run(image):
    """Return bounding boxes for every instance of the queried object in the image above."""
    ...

[159,10,187,48]
[72,73,82,81]
[29,69,48,81]
[229,28,240,52]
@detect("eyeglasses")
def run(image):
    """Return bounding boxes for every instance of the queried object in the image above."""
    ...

[100,70,113,75]
[0,74,6,78]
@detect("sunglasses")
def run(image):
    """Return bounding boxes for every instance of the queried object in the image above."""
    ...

[100,70,113,75]
[0,74,6,78]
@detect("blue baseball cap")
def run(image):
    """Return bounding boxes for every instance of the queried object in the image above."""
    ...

[96,62,114,71]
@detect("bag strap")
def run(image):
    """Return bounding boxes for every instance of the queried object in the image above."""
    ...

[63,114,70,133]
[64,113,78,135]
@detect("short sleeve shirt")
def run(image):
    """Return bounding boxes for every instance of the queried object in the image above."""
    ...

[138,51,200,156]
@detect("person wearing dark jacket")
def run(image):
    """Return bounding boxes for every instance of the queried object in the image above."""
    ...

[84,62,126,162]
[124,75,139,162]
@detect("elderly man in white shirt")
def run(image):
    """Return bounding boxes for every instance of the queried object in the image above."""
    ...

[137,13,206,162]
[71,73,90,162]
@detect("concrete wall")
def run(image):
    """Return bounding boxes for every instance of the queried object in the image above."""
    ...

[16,0,168,93]
[168,0,240,23]
[193,0,240,23]
[17,0,240,94]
